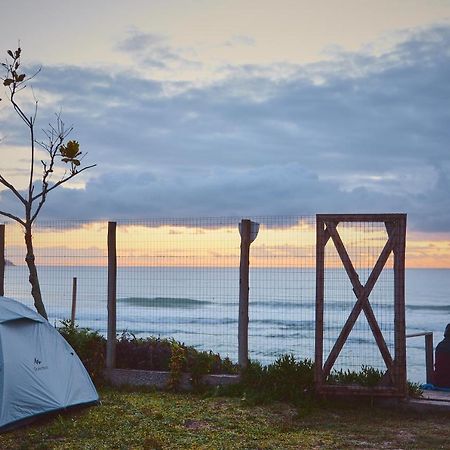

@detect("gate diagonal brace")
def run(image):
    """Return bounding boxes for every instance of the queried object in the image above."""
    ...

[321,221,397,379]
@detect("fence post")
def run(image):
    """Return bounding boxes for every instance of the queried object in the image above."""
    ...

[71,277,77,324]
[0,224,4,297]
[238,219,252,369]
[425,333,434,384]
[106,221,117,370]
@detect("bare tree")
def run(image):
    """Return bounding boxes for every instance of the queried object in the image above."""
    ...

[0,47,95,319]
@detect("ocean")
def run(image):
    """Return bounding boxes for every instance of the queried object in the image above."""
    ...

[3,266,448,384]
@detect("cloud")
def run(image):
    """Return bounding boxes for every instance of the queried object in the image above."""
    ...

[223,35,256,48]
[0,162,413,226]
[116,28,202,71]
[1,24,450,233]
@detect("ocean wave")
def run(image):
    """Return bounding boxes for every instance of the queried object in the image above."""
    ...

[118,297,211,308]
[407,304,450,312]
[252,300,395,310]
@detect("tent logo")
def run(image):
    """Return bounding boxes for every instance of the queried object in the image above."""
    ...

[33,357,48,372]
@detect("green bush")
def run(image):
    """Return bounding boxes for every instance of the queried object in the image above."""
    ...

[58,320,106,386]
[58,325,238,390]
[58,324,420,400]
[328,365,384,387]
[327,365,423,397]
[217,356,422,406]
[219,355,315,405]
[115,331,238,374]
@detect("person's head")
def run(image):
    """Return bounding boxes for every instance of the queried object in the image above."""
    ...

[445,324,450,338]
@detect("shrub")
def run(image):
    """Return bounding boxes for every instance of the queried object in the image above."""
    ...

[115,332,239,390]
[219,355,315,405]
[115,332,238,374]
[58,320,106,386]
[407,381,423,397]
[327,365,423,397]
[115,332,172,371]
[327,365,384,387]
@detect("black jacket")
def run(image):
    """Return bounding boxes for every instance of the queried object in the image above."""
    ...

[434,324,450,387]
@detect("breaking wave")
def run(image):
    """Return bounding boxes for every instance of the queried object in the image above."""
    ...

[407,304,450,312]
[118,297,211,308]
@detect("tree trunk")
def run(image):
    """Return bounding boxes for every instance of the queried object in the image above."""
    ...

[24,224,48,320]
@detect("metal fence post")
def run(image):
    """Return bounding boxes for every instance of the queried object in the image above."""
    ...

[106,221,117,370]
[0,224,5,297]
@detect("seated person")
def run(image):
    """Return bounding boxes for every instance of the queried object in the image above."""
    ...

[434,324,450,388]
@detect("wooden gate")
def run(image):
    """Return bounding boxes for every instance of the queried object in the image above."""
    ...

[315,214,407,397]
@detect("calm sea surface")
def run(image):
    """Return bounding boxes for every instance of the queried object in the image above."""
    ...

[4,266,448,383]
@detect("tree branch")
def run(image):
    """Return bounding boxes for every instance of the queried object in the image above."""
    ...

[0,174,27,205]
[32,164,97,202]
[0,210,25,227]
[30,164,96,223]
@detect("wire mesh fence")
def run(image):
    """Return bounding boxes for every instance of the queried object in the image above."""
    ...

[115,217,241,360]
[3,220,108,329]
[321,220,396,373]
[247,216,316,364]
[2,215,401,373]
[113,216,317,363]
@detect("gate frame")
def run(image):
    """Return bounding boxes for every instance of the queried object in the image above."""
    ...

[315,213,407,397]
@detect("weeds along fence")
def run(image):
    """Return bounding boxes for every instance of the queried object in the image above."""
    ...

[1,215,403,377]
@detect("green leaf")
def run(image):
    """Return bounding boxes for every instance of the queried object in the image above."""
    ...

[60,140,81,159]
[7,50,13,58]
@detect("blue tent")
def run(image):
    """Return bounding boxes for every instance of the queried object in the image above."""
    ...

[0,296,99,431]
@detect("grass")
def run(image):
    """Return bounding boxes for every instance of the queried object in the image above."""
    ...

[1,388,449,449]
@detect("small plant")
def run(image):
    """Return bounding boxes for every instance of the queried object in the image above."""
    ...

[187,350,214,391]
[167,343,186,391]
[408,381,423,398]
[266,354,315,401]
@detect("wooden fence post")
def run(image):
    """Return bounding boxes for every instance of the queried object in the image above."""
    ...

[425,333,434,384]
[0,224,4,297]
[106,221,117,370]
[314,216,325,389]
[393,214,407,395]
[238,219,252,369]
[71,277,77,324]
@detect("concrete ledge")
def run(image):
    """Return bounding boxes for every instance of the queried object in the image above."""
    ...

[104,368,240,391]
[376,396,450,413]
[406,398,450,413]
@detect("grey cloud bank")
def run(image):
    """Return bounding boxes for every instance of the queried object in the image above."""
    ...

[1,25,449,233]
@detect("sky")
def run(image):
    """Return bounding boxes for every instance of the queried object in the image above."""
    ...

[1,0,450,267]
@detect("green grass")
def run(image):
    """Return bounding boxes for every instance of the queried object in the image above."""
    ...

[1,388,449,449]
